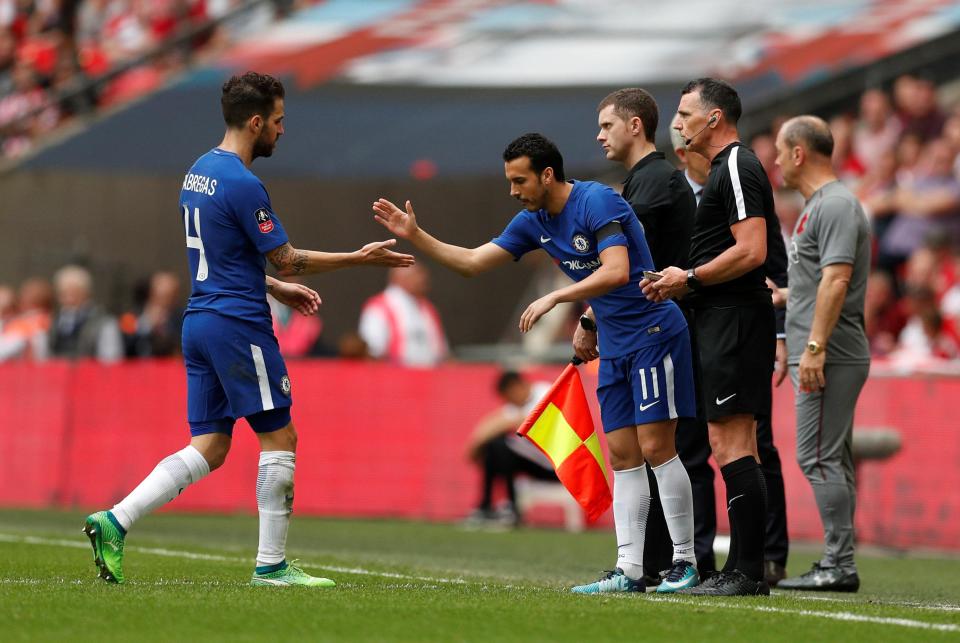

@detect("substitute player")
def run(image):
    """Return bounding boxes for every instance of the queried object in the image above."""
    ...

[773,116,870,592]
[373,133,699,594]
[585,87,699,586]
[645,78,778,596]
[83,72,414,586]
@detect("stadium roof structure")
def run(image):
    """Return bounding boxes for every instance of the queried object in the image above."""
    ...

[219,0,960,91]
[19,0,960,179]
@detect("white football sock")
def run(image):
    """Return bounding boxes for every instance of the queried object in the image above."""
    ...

[612,464,650,580]
[256,450,296,567]
[111,445,210,531]
[652,455,697,566]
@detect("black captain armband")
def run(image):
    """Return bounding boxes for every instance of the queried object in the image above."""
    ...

[596,221,624,242]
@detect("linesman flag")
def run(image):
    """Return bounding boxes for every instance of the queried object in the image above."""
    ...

[517,362,611,522]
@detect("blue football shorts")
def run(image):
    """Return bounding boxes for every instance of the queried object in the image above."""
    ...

[596,327,696,433]
[182,311,292,437]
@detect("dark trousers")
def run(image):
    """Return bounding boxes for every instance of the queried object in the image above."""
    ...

[478,435,558,510]
[643,308,788,575]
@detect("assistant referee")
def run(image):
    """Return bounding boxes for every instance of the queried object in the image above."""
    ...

[644,78,777,596]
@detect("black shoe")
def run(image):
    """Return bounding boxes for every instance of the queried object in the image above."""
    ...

[678,570,770,596]
[764,560,787,587]
[642,568,668,590]
[776,563,860,592]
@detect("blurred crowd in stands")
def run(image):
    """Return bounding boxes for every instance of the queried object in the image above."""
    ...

[0,262,450,365]
[3,73,960,371]
[750,74,960,372]
[0,0,311,159]
[1,0,959,373]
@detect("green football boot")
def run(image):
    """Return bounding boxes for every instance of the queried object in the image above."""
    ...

[250,560,336,587]
[82,511,126,584]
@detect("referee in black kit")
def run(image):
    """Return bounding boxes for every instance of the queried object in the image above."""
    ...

[644,78,778,596]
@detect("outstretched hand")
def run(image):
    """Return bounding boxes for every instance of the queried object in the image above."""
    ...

[519,294,557,333]
[270,280,321,316]
[372,198,419,239]
[357,239,415,267]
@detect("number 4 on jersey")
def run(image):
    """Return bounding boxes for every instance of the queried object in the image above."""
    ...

[183,205,208,281]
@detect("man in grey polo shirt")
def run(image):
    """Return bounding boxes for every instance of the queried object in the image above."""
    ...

[772,116,871,592]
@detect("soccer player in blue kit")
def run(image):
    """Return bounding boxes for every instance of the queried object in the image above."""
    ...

[82,72,414,586]
[373,133,700,593]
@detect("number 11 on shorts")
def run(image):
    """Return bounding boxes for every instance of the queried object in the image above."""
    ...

[638,367,660,400]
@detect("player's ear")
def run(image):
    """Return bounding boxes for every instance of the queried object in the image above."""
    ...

[250,114,263,132]
[542,167,554,185]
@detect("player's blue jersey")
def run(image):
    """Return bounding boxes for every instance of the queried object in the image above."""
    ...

[180,148,289,327]
[492,180,685,358]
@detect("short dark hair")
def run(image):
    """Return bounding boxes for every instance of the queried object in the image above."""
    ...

[681,77,741,125]
[502,133,565,181]
[496,370,523,395]
[597,88,659,142]
[221,72,285,128]
[782,116,834,158]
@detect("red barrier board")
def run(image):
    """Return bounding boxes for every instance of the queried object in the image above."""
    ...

[0,360,956,550]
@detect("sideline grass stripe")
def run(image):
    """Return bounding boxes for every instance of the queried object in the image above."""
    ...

[3,532,959,633]
[645,595,960,633]
[0,533,468,584]
[778,591,960,613]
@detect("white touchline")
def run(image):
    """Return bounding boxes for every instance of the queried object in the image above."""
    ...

[775,592,960,613]
[4,532,960,626]
[642,595,960,632]
[0,533,468,585]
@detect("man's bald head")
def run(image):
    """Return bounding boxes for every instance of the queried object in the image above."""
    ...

[780,116,834,160]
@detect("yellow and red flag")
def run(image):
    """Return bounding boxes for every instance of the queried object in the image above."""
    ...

[517,363,611,522]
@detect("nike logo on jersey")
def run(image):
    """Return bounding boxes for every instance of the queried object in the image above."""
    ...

[728,493,745,509]
[638,400,660,412]
[540,235,552,244]
[716,393,737,406]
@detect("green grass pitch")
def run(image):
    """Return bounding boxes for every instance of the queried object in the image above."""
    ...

[2,509,959,641]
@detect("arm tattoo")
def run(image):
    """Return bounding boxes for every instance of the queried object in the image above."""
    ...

[267,243,309,274]
[291,249,308,274]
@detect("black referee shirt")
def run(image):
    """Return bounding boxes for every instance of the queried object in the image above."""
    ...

[621,151,696,271]
[689,142,781,306]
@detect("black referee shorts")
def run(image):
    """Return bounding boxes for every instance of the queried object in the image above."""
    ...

[693,302,775,422]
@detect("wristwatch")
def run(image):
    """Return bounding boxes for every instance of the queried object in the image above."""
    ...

[685,268,702,291]
[806,340,823,355]
[579,314,597,333]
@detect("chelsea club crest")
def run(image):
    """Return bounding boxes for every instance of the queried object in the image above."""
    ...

[572,234,590,253]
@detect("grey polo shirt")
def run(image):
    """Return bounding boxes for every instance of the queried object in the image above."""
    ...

[786,181,871,365]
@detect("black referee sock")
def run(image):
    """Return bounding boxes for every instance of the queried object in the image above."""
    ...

[720,456,767,582]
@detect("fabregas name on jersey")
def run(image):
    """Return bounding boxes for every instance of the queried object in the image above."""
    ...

[182,173,218,196]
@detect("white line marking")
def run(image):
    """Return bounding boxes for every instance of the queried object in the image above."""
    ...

[774,591,960,613]
[0,533,466,584]
[4,532,960,629]
[643,595,960,632]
